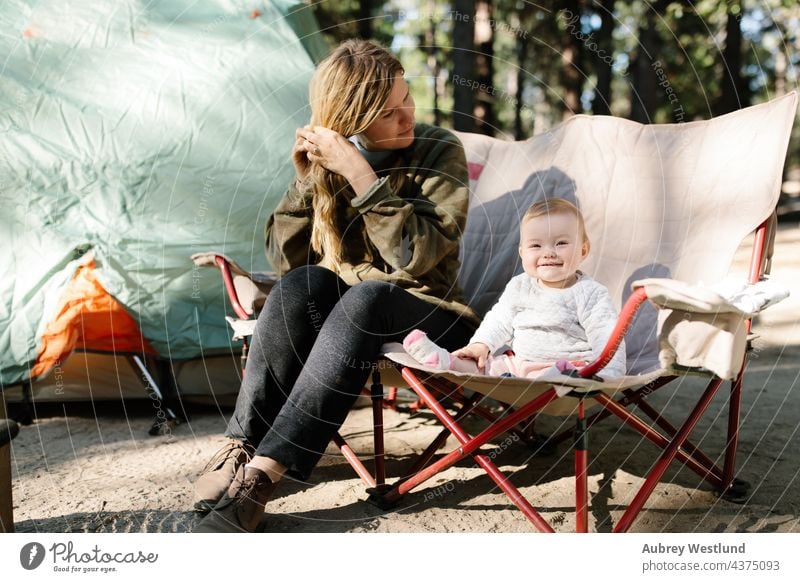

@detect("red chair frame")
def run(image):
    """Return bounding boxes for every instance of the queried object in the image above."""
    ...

[204,216,771,531]
[363,217,772,532]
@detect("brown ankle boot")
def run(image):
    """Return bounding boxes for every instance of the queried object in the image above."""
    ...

[193,465,278,533]
[193,440,255,513]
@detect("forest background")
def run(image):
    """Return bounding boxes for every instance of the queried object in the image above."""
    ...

[309,0,800,216]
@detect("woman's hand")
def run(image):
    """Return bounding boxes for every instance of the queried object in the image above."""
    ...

[452,343,491,373]
[291,126,315,182]
[295,125,378,196]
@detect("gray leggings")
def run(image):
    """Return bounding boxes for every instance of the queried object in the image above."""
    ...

[225,265,474,480]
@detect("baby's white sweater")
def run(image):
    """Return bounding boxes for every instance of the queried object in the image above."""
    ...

[470,272,626,378]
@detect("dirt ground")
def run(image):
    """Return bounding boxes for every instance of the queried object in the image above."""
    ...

[7,223,800,533]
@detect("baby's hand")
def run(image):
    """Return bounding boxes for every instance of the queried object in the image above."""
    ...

[452,343,491,372]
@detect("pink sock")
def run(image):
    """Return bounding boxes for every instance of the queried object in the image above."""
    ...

[555,359,575,373]
[403,329,452,370]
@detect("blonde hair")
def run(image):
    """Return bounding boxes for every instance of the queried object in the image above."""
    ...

[307,40,404,271]
[522,199,590,253]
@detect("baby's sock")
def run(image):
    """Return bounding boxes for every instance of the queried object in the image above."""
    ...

[555,359,577,374]
[403,329,452,370]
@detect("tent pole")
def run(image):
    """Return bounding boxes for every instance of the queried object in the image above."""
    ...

[129,355,180,436]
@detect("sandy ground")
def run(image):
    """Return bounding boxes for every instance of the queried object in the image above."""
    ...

[7,223,800,533]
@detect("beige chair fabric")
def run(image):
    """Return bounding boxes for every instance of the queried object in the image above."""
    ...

[382,93,797,411]
[381,343,666,416]
[634,278,749,380]
[453,92,797,376]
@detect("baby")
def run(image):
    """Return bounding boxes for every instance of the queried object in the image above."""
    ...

[404,199,626,379]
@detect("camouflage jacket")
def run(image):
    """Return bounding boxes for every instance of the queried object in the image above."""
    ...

[266,123,479,327]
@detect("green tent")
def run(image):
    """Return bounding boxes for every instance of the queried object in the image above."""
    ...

[0,0,327,390]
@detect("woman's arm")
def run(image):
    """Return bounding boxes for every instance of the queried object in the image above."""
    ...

[349,130,469,278]
[265,183,318,276]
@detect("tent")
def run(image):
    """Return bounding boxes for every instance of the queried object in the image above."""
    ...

[0,0,327,403]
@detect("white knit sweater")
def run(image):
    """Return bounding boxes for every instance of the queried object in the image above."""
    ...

[470,272,626,378]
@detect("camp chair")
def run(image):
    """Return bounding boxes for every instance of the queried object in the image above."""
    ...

[365,93,797,532]
[196,92,796,530]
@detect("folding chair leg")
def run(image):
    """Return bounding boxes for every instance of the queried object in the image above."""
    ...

[612,378,724,533]
[474,452,555,533]
[568,378,722,481]
[383,386,398,409]
[551,377,675,446]
[575,401,589,533]
[722,369,745,492]
[382,369,559,532]
[332,433,376,488]
[396,393,484,488]
[240,338,248,376]
[371,370,386,487]
[427,377,551,453]
[593,393,723,489]
[633,398,723,481]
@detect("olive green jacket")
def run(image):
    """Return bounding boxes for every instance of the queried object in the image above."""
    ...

[266,123,479,328]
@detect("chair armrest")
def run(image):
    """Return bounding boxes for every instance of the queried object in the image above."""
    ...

[191,252,277,319]
[578,287,649,378]
[582,279,754,381]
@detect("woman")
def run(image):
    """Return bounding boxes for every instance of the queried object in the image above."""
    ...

[194,39,479,533]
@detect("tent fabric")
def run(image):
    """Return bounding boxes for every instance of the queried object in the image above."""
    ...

[2,352,243,403]
[31,257,157,379]
[0,0,326,387]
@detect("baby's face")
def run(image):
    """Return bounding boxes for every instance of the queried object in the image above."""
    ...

[519,211,588,288]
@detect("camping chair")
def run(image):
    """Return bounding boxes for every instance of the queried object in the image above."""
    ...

[196,92,796,530]
[364,92,797,532]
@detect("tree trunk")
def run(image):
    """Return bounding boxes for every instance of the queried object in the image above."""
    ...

[425,0,442,125]
[358,0,372,40]
[629,6,658,123]
[775,50,787,97]
[452,0,476,132]
[474,0,495,135]
[514,29,529,139]
[592,0,615,115]
[717,2,746,114]
[560,0,583,120]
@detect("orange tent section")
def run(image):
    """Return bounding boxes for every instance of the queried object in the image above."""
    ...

[31,259,156,379]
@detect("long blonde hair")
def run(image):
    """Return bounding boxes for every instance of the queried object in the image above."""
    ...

[307,40,404,271]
